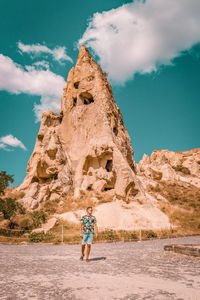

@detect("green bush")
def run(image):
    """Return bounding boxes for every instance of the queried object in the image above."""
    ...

[172,164,190,175]
[98,229,119,240]
[30,210,47,228]
[20,217,33,230]
[28,231,54,243]
[0,228,25,237]
[16,202,26,214]
[0,198,16,220]
[130,233,138,240]
[0,198,26,220]
[0,171,14,195]
[143,230,157,239]
[44,200,57,214]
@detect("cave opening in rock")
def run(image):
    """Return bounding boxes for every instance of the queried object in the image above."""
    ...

[73,97,77,107]
[79,92,94,105]
[87,185,92,191]
[52,173,58,180]
[41,173,58,183]
[37,134,44,141]
[103,187,112,191]
[105,160,113,172]
[74,82,79,89]
[31,176,39,183]
[59,114,63,124]
[113,127,118,135]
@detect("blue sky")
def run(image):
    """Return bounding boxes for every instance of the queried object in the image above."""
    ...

[0,0,200,187]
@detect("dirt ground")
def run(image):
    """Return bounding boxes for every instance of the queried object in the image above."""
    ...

[0,236,200,300]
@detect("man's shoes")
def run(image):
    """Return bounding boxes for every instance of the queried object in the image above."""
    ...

[86,258,90,262]
[80,255,84,260]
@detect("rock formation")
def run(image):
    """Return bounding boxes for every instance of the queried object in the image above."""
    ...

[12,45,200,230]
[16,45,143,207]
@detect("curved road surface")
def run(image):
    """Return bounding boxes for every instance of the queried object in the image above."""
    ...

[0,236,200,299]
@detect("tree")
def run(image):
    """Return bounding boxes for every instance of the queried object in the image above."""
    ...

[0,171,14,195]
[0,171,25,229]
[0,197,16,220]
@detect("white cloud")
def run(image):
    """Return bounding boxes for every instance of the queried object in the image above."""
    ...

[0,54,65,96]
[0,53,65,121]
[33,95,61,123]
[32,60,50,70]
[0,143,9,150]
[0,134,27,151]
[18,42,73,63]
[78,0,200,84]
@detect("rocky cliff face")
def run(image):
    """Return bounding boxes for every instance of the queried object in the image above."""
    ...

[137,148,200,188]
[12,45,200,230]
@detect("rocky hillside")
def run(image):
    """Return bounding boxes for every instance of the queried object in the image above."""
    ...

[3,46,200,232]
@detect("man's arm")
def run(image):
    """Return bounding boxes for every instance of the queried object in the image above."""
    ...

[80,221,83,237]
[94,221,98,238]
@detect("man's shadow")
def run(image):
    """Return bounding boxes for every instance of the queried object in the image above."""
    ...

[89,256,106,261]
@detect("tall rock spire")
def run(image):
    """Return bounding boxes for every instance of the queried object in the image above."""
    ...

[13,45,171,230]
[58,44,137,198]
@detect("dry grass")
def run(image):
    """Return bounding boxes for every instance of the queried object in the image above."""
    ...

[46,188,96,213]
[150,168,163,180]
[147,179,200,233]
[95,193,114,204]
[2,188,25,200]
[1,177,199,243]
[1,223,197,244]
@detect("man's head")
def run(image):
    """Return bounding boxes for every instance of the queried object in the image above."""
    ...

[86,206,93,215]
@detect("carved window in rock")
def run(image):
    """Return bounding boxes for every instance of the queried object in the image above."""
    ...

[83,153,113,175]
[74,82,79,89]
[113,126,118,136]
[79,92,94,105]
[59,112,63,123]
[37,134,44,141]
[105,160,113,172]
[73,97,77,107]
[103,187,112,191]
[83,153,116,192]
[31,176,39,183]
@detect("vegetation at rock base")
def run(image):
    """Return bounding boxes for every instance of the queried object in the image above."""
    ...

[0,171,14,195]
[29,210,47,228]
[0,198,26,228]
[28,231,54,243]
[0,171,27,229]
[0,170,49,233]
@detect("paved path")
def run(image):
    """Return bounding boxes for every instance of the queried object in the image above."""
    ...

[0,236,200,300]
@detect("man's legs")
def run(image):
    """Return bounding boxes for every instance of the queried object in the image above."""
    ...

[86,244,91,259]
[80,234,87,259]
[86,234,94,260]
[81,244,86,256]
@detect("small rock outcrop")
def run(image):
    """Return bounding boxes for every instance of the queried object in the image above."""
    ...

[137,148,200,189]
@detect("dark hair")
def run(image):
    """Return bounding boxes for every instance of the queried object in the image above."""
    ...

[86,206,92,211]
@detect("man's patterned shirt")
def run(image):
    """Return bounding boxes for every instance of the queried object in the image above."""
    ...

[80,215,97,234]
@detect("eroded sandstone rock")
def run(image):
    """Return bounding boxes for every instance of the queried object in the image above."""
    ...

[12,45,177,230]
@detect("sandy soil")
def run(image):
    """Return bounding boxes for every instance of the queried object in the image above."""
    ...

[0,236,200,299]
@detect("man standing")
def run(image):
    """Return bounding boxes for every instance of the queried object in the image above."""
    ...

[80,206,98,262]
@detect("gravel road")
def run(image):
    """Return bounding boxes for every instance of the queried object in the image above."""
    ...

[0,236,200,300]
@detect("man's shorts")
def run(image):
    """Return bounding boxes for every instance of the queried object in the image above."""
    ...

[82,233,94,245]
